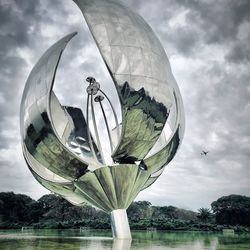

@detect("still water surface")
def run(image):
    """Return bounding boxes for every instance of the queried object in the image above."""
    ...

[0,229,250,250]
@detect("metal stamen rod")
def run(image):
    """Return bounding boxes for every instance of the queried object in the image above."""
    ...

[98,97,114,153]
[86,94,98,162]
[90,94,105,164]
[99,89,120,140]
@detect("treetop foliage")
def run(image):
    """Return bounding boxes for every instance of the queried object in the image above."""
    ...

[211,194,250,226]
[0,192,250,230]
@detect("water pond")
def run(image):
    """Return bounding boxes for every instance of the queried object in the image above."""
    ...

[0,229,250,250]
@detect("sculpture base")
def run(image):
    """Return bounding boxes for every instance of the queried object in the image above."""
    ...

[111,209,131,239]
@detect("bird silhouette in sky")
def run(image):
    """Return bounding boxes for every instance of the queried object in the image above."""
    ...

[201,150,209,156]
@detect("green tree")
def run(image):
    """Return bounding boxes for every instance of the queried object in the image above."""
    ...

[151,206,177,219]
[127,201,152,220]
[197,208,212,223]
[0,192,40,224]
[211,194,250,226]
[39,194,76,221]
[38,194,109,223]
[151,205,197,221]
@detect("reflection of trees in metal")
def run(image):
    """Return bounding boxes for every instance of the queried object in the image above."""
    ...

[113,82,169,163]
[20,0,185,239]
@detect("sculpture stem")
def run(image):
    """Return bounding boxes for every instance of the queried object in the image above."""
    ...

[99,89,120,140]
[90,94,105,164]
[86,94,98,162]
[99,100,114,153]
[111,209,131,239]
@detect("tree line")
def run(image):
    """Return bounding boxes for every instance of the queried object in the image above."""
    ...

[0,192,249,232]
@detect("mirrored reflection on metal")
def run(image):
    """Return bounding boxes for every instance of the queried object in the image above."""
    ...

[20,0,185,239]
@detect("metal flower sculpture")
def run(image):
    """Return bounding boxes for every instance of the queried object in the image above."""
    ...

[20,0,185,239]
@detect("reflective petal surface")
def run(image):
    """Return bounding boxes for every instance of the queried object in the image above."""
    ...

[73,0,184,165]
[20,0,185,236]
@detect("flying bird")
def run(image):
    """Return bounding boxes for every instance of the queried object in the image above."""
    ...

[201,151,209,156]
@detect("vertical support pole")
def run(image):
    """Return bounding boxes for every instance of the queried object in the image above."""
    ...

[111,209,131,239]
[112,239,132,250]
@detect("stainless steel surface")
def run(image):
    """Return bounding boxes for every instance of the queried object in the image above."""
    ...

[20,33,89,181]
[74,164,151,212]
[73,0,185,164]
[20,0,185,239]
[111,209,131,239]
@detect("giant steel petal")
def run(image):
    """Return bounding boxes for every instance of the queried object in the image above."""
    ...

[73,0,180,163]
[20,32,100,182]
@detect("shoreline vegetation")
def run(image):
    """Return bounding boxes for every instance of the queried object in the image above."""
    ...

[0,192,249,232]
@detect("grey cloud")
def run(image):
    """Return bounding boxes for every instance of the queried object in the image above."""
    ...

[0,0,42,48]
[0,0,249,210]
[0,0,42,117]
[132,0,250,62]
[165,26,200,56]
[177,0,250,43]
[226,38,250,63]
[173,0,250,63]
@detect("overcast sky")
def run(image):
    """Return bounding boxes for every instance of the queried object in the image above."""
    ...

[0,0,249,211]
